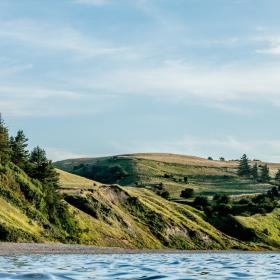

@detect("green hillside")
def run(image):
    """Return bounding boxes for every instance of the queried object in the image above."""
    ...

[0,158,278,250]
[1,112,280,250]
[0,163,76,242]
[0,163,242,249]
[55,153,275,198]
[57,169,280,250]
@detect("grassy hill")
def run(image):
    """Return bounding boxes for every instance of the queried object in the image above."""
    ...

[55,153,275,198]
[56,168,280,250]
[56,168,237,249]
[1,161,279,250]
[0,163,242,249]
[0,163,75,243]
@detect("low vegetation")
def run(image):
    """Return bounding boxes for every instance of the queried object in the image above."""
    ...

[1,113,280,250]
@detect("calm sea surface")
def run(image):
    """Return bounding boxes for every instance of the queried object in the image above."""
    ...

[0,253,279,279]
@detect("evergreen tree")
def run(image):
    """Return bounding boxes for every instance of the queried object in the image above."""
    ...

[275,169,280,185]
[251,163,258,181]
[238,154,250,177]
[29,146,51,182]
[10,130,29,168]
[260,164,270,183]
[0,114,11,165]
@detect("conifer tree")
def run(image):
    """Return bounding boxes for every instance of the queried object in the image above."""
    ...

[29,146,48,180]
[10,130,29,168]
[238,154,250,176]
[275,169,280,185]
[0,114,11,165]
[260,164,270,183]
[251,163,258,181]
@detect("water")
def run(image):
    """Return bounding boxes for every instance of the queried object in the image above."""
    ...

[0,253,279,279]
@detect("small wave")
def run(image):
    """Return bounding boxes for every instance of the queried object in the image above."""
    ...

[0,253,279,279]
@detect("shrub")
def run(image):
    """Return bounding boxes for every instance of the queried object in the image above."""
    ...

[159,191,171,200]
[193,196,209,209]
[180,188,194,199]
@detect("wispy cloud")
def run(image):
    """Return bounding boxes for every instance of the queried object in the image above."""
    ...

[83,60,280,109]
[74,0,111,6]
[0,20,125,58]
[45,147,90,161]
[254,34,280,55]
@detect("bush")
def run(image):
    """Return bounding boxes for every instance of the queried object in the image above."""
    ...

[180,188,194,199]
[193,196,209,209]
[159,191,171,200]
[239,198,250,205]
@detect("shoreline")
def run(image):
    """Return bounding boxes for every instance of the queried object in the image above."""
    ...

[0,243,279,256]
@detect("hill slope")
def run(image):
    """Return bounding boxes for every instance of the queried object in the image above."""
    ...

[62,183,240,249]
[55,153,275,198]
[1,162,279,250]
[0,163,74,242]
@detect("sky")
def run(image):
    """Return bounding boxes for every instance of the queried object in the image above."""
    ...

[2,0,280,162]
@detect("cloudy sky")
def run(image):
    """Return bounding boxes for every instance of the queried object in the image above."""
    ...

[2,0,280,161]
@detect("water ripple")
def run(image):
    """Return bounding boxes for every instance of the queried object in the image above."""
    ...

[0,253,279,279]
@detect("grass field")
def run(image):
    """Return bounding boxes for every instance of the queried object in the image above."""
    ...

[55,153,276,198]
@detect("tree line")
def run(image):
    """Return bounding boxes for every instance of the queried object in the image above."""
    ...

[0,114,78,240]
[238,154,279,183]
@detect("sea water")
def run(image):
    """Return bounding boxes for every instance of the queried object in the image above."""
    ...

[0,253,279,279]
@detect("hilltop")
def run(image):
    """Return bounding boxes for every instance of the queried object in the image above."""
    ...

[1,110,280,250]
[55,153,277,198]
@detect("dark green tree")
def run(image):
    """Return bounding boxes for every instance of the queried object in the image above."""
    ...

[0,114,11,165]
[193,196,209,209]
[260,164,270,183]
[275,169,280,185]
[180,188,194,198]
[159,190,171,200]
[10,130,29,168]
[28,146,54,182]
[238,154,250,177]
[251,163,258,181]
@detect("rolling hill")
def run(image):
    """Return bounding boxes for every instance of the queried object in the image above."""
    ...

[1,160,279,250]
[55,153,276,198]
[0,163,241,249]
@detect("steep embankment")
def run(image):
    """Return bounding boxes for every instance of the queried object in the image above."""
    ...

[0,164,74,242]
[55,153,274,198]
[58,170,243,249]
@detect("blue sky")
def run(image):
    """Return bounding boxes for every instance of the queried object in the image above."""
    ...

[2,0,280,161]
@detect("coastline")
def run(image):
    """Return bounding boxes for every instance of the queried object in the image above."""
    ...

[0,243,279,256]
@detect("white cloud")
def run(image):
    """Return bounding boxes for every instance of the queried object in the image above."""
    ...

[257,46,280,55]
[0,20,125,58]
[84,60,280,108]
[0,85,82,116]
[45,147,90,161]
[74,0,110,5]
[254,35,280,55]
